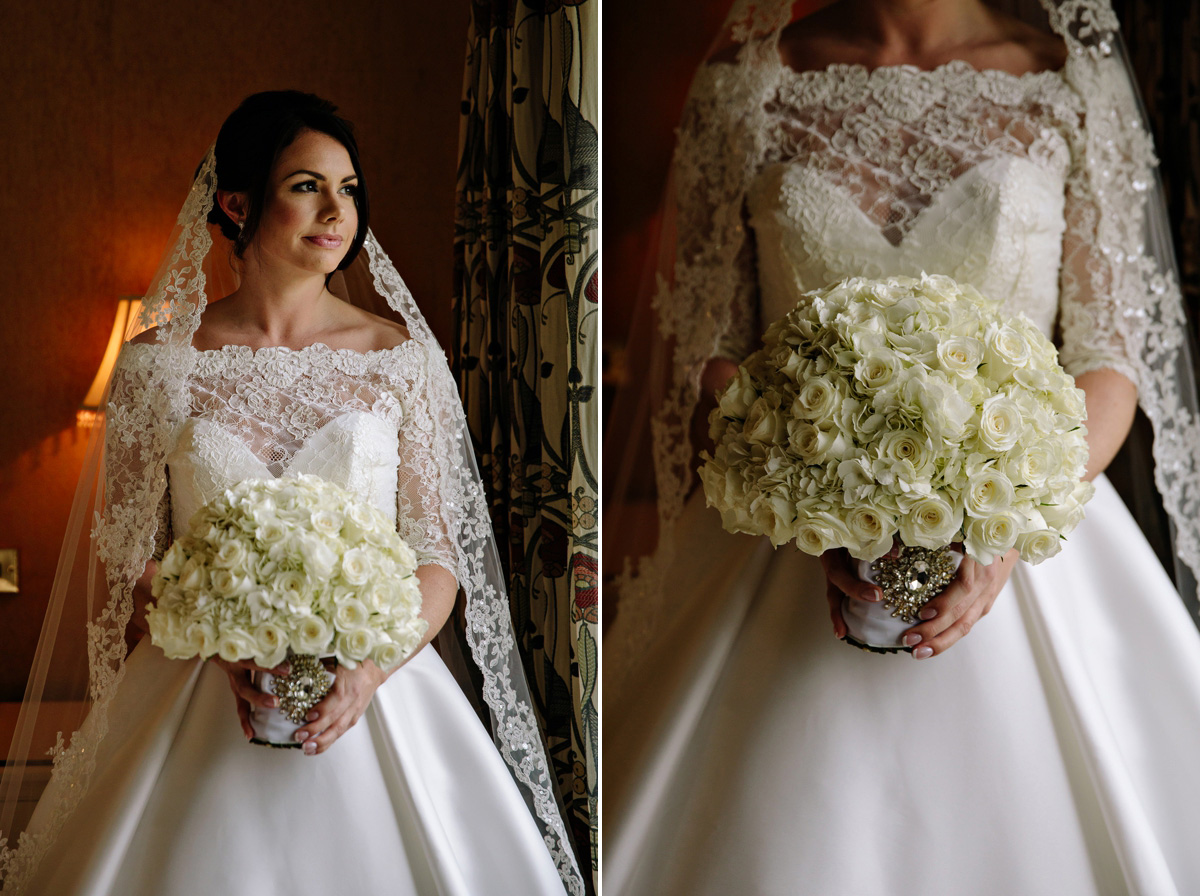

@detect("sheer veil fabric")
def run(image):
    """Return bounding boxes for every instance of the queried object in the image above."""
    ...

[605,0,1200,704]
[0,146,584,896]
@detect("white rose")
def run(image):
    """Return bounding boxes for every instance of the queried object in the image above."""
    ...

[1015,529,1063,565]
[335,628,375,666]
[965,469,1017,516]
[292,615,333,655]
[216,627,257,664]
[185,620,220,658]
[716,368,759,421]
[937,336,984,378]
[899,494,963,549]
[983,322,1032,380]
[334,597,370,630]
[310,508,344,538]
[179,556,209,594]
[793,512,849,557]
[793,377,840,422]
[977,395,1024,453]
[844,504,896,561]
[298,536,338,580]
[853,350,899,392]
[370,640,409,671]
[159,542,187,580]
[340,547,373,586]
[964,512,1021,566]
[743,395,786,446]
[252,622,289,669]
[255,516,287,547]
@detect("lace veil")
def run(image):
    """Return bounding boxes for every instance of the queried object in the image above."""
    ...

[605,0,1200,704]
[0,146,585,895]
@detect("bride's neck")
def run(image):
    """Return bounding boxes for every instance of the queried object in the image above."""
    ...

[221,263,338,344]
[840,0,994,60]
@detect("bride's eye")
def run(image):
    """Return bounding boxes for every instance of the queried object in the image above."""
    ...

[291,180,319,193]
[339,183,359,197]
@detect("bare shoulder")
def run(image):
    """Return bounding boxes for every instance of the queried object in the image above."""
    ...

[336,302,411,351]
[967,8,1067,76]
[776,4,874,72]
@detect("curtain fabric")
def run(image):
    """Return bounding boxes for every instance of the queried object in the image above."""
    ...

[453,0,598,888]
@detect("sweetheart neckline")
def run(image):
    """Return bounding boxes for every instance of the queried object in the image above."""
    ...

[756,155,1058,247]
[176,412,397,480]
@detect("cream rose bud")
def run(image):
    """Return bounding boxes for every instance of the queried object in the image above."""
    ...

[179,557,209,593]
[977,395,1023,452]
[1015,529,1063,565]
[185,620,220,658]
[1051,384,1087,419]
[899,494,963,549]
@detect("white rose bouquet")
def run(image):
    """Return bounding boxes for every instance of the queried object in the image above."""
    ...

[700,274,1094,648]
[148,474,427,741]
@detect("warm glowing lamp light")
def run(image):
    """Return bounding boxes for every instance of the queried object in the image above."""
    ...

[78,297,143,428]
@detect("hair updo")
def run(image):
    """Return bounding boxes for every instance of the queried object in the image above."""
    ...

[207,90,370,271]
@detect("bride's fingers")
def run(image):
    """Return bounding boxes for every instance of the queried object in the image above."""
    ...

[920,592,998,656]
[819,549,881,604]
[826,580,847,639]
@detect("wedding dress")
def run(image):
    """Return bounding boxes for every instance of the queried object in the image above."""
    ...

[15,341,568,895]
[606,44,1200,896]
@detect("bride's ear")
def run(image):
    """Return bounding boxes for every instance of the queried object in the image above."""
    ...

[216,189,250,229]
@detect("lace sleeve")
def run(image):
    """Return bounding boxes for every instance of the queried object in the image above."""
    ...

[101,352,171,585]
[1056,57,1156,387]
[655,58,770,366]
[395,353,459,579]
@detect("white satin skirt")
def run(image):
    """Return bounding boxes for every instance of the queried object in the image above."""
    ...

[21,643,567,895]
[606,476,1200,896]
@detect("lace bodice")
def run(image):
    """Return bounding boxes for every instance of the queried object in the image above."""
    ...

[121,341,456,574]
[707,58,1139,384]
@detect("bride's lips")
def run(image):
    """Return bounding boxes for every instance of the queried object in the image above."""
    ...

[304,234,344,248]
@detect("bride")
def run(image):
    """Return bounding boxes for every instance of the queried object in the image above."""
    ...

[0,91,582,895]
[605,0,1200,893]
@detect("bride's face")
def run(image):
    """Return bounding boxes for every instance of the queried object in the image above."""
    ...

[250,128,359,276]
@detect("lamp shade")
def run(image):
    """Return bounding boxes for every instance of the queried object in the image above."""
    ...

[77,297,142,428]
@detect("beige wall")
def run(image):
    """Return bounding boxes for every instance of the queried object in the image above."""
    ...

[0,0,468,700]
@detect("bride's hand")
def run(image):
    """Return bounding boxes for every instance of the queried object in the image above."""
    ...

[819,547,885,639]
[291,661,388,755]
[900,548,1019,659]
[211,657,293,740]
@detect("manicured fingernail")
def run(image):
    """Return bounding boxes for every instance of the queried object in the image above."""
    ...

[919,606,938,620]
[266,697,278,708]
[903,633,921,647]
[294,730,309,743]
[864,588,882,602]
[306,711,319,722]
[303,742,317,755]
[913,646,933,659]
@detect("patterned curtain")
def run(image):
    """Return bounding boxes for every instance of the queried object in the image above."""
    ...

[453,0,598,888]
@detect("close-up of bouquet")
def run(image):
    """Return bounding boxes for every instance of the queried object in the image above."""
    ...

[699,274,1095,649]
[148,474,427,742]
